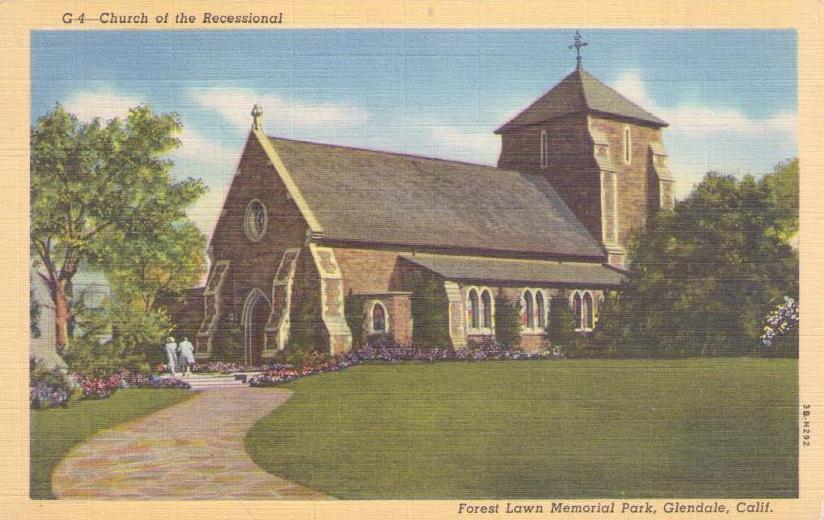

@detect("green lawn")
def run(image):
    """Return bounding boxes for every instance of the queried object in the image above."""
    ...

[30,388,192,499]
[246,358,797,499]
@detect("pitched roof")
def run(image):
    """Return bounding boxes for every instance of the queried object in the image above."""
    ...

[266,136,605,260]
[496,68,667,133]
[400,253,625,287]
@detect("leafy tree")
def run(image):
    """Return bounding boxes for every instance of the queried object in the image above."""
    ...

[760,158,798,241]
[493,291,522,349]
[105,222,206,314]
[30,289,41,338]
[30,104,205,352]
[616,168,798,357]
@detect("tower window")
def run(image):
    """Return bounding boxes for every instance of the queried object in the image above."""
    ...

[540,130,549,169]
[623,126,631,164]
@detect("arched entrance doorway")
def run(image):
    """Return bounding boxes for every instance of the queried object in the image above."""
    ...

[241,288,271,367]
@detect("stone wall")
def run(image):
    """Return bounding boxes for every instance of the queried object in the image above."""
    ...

[204,134,327,356]
[497,113,668,267]
[498,114,604,242]
[332,247,407,295]
[588,115,664,246]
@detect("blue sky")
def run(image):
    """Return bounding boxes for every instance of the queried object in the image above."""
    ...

[32,29,797,239]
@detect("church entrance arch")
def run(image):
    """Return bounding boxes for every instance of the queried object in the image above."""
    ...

[241,288,271,367]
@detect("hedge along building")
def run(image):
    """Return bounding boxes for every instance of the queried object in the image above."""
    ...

[193,51,673,364]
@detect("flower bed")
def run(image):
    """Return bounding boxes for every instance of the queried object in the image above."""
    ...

[76,369,190,400]
[30,381,71,409]
[248,343,558,387]
[29,358,75,409]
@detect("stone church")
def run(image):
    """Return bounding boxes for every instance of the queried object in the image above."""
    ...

[190,58,674,364]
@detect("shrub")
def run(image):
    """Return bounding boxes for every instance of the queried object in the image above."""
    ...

[109,303,174,365]
[212,318,245,363]
[64,334,150,379]
[287,289,325,361]
[344,295,365,349]
[494,291,522,350]
[546,292,577,344]
[587,292,631,357]
[408,270,451,347]
[67,300,170,376]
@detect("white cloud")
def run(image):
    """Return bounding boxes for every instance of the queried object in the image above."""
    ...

[611,71,795,136]
[191,87,368,135]
[62,89,142,122]
[185,185,230,244]
[173,126,239,166]
[610,71,796,198]
[398,117,500,164]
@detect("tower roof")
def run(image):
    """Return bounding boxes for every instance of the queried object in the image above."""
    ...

[495,68,667,133]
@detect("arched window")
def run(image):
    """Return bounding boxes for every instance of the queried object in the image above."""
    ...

[372,303,387,333]
[536,291,546,328]
[480,289,493,329]
[468,289,480,329]
[623,126,631,164]
[572,292,582,330]
[524,290,535,329]
[583,292,594,330]
[540,130,549,169]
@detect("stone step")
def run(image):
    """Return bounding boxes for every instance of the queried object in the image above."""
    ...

[157,373,261,390]
[183,377,242,382]
[189,385,247,391]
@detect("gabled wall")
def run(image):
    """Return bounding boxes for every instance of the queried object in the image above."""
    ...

[201,133,318,357]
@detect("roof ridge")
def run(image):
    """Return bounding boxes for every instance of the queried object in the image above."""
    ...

[262,132,606,259]
[496,67,667,132]
[267,134,510,171]
[576,68,665,124]
[494,68,585,134]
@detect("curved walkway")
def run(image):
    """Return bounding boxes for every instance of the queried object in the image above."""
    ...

[52,387,328,499]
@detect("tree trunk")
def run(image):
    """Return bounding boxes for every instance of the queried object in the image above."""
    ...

[51,279,71,353]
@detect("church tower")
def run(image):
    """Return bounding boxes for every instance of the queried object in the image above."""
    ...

[496,33,674,267]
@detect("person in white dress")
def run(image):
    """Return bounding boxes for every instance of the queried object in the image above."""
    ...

[163,337,178,375]
[177,337,195,377]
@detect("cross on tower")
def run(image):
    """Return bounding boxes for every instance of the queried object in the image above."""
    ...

[251,104,263,131]
[568,31,588,70]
